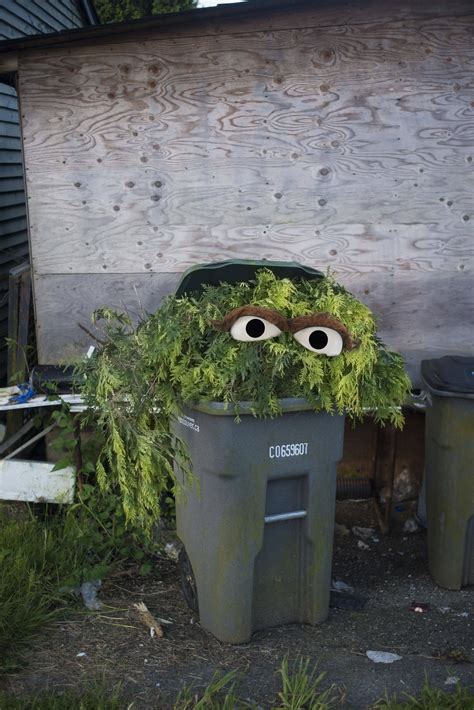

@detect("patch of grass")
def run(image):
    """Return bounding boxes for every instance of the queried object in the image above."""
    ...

[372,676,474,709]
[0,511,78,670]
[0,473,163,673]
[0,682,125,709]
[0,502,124,672]
[173,658,344,709]
[274,656,343,709]
[173,669,248,709]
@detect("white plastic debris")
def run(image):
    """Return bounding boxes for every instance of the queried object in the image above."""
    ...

[353,526,377,541]
[366,651,402,664]
[331,579,355,594]
[80,580,103,610]
[76,652,87,658]
[445,676,460,686]
[403,518,420,533]
[357,540,369,550]
[164,542,180,561]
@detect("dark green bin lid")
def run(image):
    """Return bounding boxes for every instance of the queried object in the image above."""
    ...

[175,259,324,297]
[421,356,474,398]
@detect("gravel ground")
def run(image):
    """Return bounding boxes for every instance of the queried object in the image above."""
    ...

[2,501,473,708]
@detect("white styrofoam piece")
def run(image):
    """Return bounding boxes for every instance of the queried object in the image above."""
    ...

[0,459,75,503]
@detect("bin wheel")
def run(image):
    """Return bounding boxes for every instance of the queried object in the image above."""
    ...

[178,547,199,614]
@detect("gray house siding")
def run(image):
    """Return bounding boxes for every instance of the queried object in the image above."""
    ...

[0,0,95,381]
[0,0,87,40]
[0,82,27,381]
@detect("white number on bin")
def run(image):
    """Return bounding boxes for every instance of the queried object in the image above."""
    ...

[269,443,308,459]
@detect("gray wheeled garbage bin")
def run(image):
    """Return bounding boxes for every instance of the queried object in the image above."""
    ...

[172,260,344,643]
[174,399,345,643]
[421,356,474,590]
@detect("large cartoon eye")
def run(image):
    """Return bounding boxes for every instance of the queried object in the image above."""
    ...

[293,326,343,356]
[230,316,282,342]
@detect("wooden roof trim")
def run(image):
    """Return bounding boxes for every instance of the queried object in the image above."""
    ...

[2,0,472,58]
[0,1,309,55]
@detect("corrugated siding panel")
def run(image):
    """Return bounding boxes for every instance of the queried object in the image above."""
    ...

[0,83,28,382]
[0,0,87,39]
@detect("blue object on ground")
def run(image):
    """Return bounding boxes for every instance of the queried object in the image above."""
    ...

[9,383,35,404]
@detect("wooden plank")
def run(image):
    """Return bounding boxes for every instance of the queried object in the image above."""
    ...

[2,0,474,57]
[16,267,31,379]
[20,14,474,171]
[19,17,473,278]
[33,272,180,363]
[0,459,75,504]
[27,218,474,278]
[32,271,473,386]
[6,266,21,381]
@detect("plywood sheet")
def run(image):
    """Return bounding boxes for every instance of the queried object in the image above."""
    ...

[33,272,180,362]
[13,3,474,378]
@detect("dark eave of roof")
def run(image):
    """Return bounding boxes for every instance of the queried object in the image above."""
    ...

[0,0,313,55]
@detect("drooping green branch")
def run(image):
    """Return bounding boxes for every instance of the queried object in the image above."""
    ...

[77,270,411,533]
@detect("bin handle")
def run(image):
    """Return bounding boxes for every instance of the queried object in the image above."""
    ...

[264,510,307,524]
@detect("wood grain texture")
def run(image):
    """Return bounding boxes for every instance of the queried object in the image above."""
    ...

[14,3,474,376]
[33,270,472,387]
[4,0,474,55]
[33,272,179,363]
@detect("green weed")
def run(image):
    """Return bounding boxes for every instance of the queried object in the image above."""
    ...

[0,682,125,709]
[372,676,474,709]
[274,656,342,709]
[0,494,157,672]
[173,669,249,709]
[0,511,79,670]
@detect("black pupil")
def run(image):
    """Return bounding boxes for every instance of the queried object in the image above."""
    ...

[309,329,328,350]
[246,318,265,338]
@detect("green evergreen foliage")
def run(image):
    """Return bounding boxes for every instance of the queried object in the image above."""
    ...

[79,271,411,532]
[95,0,197,23]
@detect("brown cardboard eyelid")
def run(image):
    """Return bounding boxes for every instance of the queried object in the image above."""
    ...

[287,313,355,350]
[212,307,356,350]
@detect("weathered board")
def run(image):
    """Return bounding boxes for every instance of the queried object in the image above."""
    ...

[13,1,474,382]
[0,459,75,503]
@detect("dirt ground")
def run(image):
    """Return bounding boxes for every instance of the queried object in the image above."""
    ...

[2,501,473,708]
